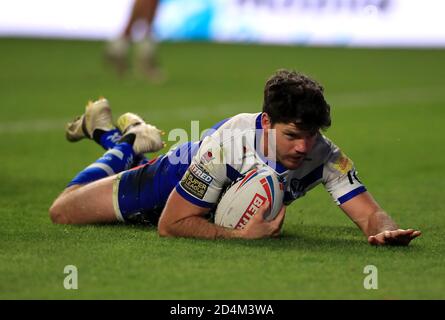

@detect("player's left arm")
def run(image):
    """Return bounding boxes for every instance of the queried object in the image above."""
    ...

[339,191,421,246]
[322,140,421,246]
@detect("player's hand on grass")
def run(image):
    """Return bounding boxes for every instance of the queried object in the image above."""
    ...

[239,202,286,239]
[368,229,421,246]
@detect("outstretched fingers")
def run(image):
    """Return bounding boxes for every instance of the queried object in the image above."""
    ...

[369,228,422,246]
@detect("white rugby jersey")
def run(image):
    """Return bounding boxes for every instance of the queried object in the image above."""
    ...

[176,113,366,208]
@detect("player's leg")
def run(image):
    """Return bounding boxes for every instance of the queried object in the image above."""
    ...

[132,0,164,82]
[122,0,159,39]
[50,100,164,224]
[50,134,142,224]
[105,0,160,78]
[49,175,117,224]
[50,138,159,224]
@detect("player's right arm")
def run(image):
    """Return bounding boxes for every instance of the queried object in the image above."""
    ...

[157,190,285,239]
[158,189,240,239]
[158,133,285,239]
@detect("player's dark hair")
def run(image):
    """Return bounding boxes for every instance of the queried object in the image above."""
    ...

[263,69,331,132]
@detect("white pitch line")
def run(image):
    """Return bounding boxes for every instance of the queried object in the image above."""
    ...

[0,119,64,134]
[0,86,443,134]
[0,105,251,134]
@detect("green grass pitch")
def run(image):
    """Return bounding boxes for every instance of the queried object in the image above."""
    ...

[0,38,444,299]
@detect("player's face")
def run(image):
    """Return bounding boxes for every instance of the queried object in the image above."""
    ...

[273,123,318,169]
[262,114,318,170]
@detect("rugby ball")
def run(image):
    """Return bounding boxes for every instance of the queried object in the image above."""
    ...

[214,168,284,229]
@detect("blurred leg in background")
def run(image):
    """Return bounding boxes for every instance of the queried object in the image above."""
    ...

[105,0,165,82]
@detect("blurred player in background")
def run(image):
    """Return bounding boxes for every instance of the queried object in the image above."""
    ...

[105,0,164,82]
[49,69,421,245]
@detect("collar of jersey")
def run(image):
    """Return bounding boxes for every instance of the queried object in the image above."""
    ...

[254,113,288,175]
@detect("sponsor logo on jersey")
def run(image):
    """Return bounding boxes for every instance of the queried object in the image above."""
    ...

[288,178,307,200]
[347,169,362,185]
[332,152,353,175]
[235,193,266,229]
[181,170,209,199]
[189,164,213,183]
[200,150,215,164]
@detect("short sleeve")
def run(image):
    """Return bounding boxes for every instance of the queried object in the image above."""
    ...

[323,147,367,205]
